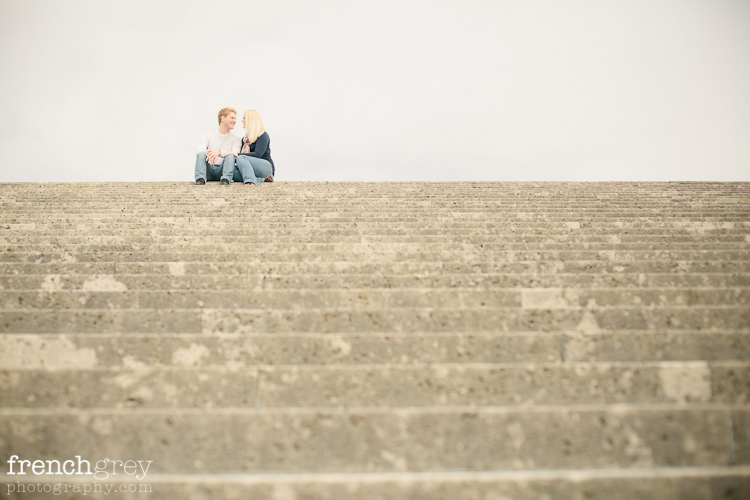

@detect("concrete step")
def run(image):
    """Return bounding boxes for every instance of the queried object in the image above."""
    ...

[1,260,749,275]
[0,405,743,472]
[1,361,747,409]
[1,185,746,195]
[4,211,739,220]
[6,185,742,193]
[5,222,749,233]
[6,202,747,209]
[5,468,747,500]
[2,273,749,290]
[4,242,748,253]
[5,216,750,226]
[1,307,748,333]
[3,227,749,238]
[2,331,749,367]
[2,187,746,196]
[4,233,749,246]
[0,288,746,310]
[3,250,749,264]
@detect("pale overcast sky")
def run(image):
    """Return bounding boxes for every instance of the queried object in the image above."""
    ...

[1,0,748,182]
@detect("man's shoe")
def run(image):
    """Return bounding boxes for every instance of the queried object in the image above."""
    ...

[220,178,230,185]
[265,175,274,183]
[195,178,205,185]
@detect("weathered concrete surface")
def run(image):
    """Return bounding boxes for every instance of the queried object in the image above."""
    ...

[0,181,748,499]
[2,470,750,500]
[0,361,746,408]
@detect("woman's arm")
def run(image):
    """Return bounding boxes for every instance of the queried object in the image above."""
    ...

[238,133,269,157]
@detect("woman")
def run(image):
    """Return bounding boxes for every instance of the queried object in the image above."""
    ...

[236,109,275,186]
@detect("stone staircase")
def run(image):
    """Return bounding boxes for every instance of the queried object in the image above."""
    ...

[0,181,748,499]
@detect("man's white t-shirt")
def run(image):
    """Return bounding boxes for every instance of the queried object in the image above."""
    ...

[198,130,242,165]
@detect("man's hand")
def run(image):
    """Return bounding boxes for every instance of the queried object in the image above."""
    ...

[206,149,220,164]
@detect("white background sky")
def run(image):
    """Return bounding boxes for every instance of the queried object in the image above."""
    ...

[1,0,748,182]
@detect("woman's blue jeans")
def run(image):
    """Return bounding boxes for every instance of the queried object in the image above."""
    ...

[236,156,274,185]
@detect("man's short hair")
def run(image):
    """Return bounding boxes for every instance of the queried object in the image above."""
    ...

[218,107,237,125]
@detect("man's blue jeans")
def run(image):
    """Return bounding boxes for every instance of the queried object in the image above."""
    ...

[236,156,274,185]
[194,152,235,182]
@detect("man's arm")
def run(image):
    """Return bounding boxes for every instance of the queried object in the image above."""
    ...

[197,134,209,155]
[230,134,242,157]
[198,133,221,163]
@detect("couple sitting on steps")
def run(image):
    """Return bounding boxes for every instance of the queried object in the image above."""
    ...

[194,107,275,186]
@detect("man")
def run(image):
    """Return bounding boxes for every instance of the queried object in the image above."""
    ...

[194,107,242,185]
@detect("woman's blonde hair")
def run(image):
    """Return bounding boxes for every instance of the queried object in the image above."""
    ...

[243,109,266,144]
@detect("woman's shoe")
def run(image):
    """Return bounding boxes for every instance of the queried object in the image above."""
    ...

[244,182,255,186]
[265,175,274,183]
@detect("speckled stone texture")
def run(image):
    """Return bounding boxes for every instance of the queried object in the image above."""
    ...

[0,181,749,499]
